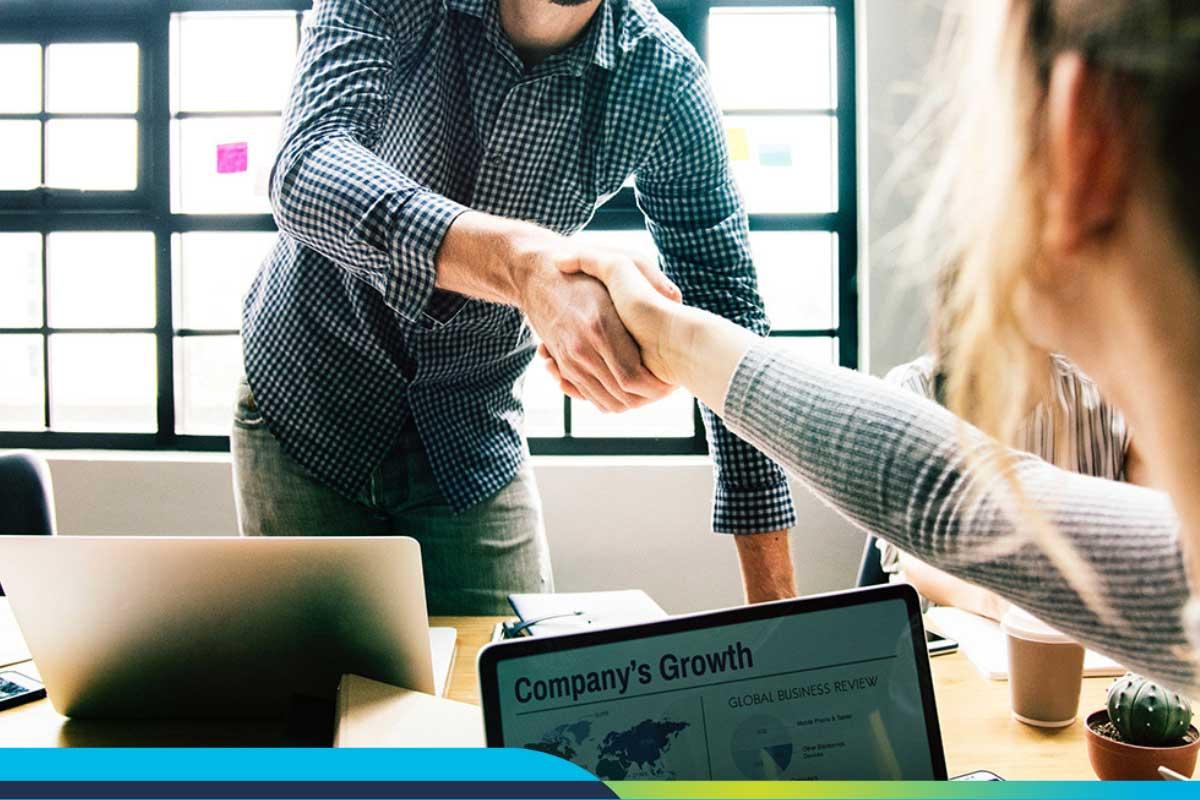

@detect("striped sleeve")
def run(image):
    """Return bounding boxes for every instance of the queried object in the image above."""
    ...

[722,341,1199,697]
[877,357,939,581]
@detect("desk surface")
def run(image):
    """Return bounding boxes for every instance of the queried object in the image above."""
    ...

[0,610,1107,779]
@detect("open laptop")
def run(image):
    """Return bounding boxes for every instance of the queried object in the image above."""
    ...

[478,583,947,780]
[0,536,441,719]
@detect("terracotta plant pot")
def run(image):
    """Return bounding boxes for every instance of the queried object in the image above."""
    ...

[1085,709,1200,780]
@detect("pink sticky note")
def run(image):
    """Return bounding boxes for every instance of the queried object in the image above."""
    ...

[216,142,249,174]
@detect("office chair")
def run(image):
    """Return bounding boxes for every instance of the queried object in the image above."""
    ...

[856,534,888,588]
[0,451,56,596]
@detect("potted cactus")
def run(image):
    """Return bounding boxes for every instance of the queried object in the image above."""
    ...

[1085,673,1199,780]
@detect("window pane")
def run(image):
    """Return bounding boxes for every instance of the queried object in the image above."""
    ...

[522,356,564,437]
[571,391,695,438]
[50,333,156,432]
[175,335,242,435]
[172,116,280,213]
[48,232,155,329]
[751,232,836,330]
[0,335,44,431]
[174,12,298,113]
[175,232,275,330]
[709,8,834,110]
[0,121,41,191]
[0,234,43,328]
[771,336,838,366]
[0,45,42,113]
[726,116,835,214]
[45,119,138,191]
[46,43,139,114]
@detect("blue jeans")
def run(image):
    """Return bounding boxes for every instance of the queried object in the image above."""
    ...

[230,377,553,615]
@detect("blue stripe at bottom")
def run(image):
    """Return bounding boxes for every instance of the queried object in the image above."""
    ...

[0,782,616,800]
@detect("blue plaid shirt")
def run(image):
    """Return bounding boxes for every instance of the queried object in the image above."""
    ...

[243,0,797,534]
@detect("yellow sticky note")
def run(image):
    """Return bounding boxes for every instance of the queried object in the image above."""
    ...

[727,127,750,162]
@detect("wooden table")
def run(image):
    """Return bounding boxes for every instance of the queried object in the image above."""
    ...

[929,649,1109,779]
[0,609,1108,778]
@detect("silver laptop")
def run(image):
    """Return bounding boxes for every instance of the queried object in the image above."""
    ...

[0,536,434,719]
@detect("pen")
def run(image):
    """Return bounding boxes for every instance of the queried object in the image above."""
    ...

[500,611,585,639]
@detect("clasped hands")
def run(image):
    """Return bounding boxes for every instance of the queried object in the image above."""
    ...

[517,237,686,412]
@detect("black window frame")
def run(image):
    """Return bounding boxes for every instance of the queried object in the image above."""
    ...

[0,0,858,457]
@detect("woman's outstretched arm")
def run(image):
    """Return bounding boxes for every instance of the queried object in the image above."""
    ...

[566,257,1198,696]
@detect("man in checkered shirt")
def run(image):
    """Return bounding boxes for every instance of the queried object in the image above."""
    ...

[234,0,799,615]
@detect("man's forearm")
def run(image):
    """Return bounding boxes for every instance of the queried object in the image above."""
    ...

[435,210,548,306]
[734,529,796,603]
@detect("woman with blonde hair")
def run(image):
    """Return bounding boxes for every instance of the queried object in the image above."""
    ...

[544,0,1200,696]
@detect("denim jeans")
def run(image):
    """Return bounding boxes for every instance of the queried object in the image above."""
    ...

[230,377,553,615]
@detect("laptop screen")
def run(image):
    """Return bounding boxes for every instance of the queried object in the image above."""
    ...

[480,586,944,781]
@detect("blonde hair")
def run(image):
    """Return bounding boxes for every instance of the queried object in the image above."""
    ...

[909,0,1200,618]
[915,1,1048,449]
[922,0,1200,438]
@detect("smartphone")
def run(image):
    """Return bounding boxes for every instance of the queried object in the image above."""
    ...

[0,671,46,711]
[952,770,1005,781]
[926,629,959,657]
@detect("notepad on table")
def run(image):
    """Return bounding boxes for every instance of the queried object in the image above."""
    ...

[507,590,668,637]
[334,674,483,748]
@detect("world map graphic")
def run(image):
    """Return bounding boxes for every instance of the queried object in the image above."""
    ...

[523,715,692,779]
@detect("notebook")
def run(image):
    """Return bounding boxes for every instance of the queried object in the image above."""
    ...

[334,674,483,748]
[507,590,668,637]
[926,606,1125,680]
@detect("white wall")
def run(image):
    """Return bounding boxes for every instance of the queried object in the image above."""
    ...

[23,0,945,616]
[41,453,865,615]
[860,0,944,376]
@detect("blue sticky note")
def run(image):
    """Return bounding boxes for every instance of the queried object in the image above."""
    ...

[759,143,793,168]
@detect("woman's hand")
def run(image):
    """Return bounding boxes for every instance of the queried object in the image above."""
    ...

[538,245,761,416]
[539,248,686,391]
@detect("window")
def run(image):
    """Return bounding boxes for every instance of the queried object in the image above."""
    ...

[531,0,858,452]
[0,0,857,455]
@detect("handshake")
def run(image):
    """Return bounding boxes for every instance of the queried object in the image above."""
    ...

[439,211,688,413]
[525,235,687,412]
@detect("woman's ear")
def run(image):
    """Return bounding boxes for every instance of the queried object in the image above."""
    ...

[1042,52,1130,257]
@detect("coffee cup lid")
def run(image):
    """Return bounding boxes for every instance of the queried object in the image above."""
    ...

[1001,606,1077,645]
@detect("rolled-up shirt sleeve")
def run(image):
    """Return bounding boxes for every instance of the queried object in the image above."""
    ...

[270,0,467,324]
[636,66,796,535]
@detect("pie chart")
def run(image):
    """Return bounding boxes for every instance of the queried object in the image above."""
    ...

[731,715,794,779]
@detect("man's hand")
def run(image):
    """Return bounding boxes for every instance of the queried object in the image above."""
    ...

[519,256,672,412]
[734,530,797,604]
[538,238,694,389]
[436,211,682,412]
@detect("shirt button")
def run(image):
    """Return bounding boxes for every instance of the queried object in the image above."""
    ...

[488,150,504,164]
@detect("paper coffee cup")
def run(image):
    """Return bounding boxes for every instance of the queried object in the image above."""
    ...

[1002,606,1085,728]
